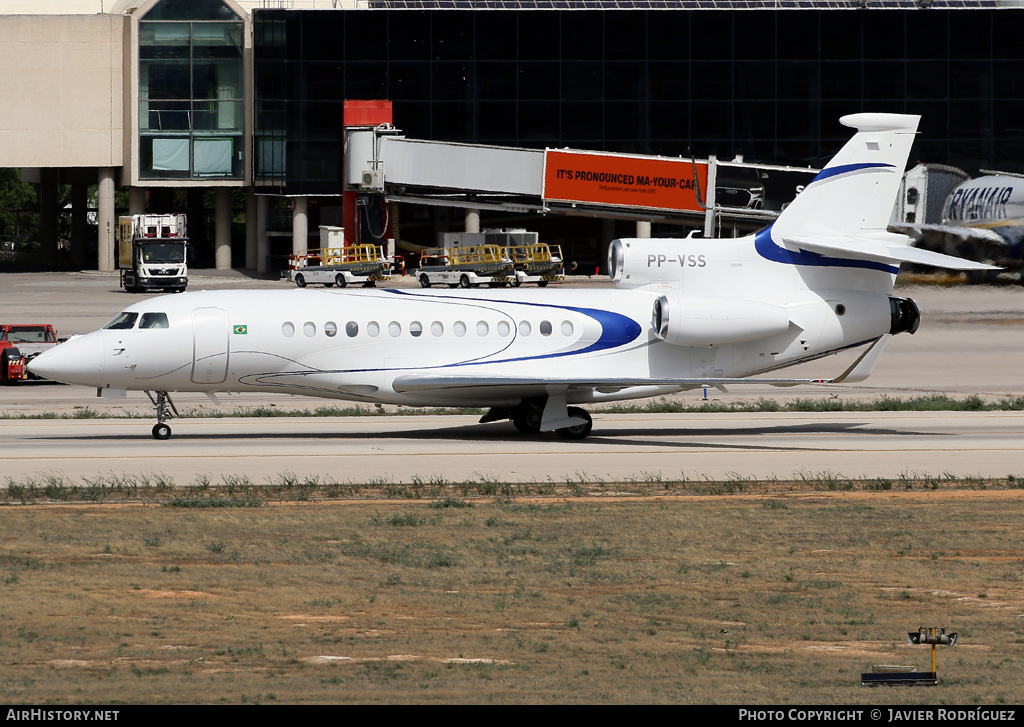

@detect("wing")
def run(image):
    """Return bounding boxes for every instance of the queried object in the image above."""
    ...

[392,336,891,400]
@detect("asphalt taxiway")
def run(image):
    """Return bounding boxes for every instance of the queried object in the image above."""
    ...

[2,410,1024,485]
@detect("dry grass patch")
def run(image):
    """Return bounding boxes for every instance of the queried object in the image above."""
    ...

[0,490,1022,704]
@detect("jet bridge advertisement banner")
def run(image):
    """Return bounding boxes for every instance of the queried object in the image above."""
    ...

[543,150,709,213]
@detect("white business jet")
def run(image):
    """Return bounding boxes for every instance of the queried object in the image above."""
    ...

[30,114,995,440]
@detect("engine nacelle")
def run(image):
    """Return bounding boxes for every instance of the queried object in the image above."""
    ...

[889,296,920,335]
[652,294,792,347]
[608,237,707,288]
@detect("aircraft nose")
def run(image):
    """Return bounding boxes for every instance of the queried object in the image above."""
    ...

[27,333,104,387]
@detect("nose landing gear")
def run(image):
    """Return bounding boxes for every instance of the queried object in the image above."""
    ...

[145,391,179,440]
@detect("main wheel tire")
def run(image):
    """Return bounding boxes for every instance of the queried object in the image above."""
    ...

[459,274,471,289]
[336,274,347,288]
[511,408,543,434]
[420,274,431,288]
[152,423,172,440]
[295,273,306,288]
[555,407,592,440]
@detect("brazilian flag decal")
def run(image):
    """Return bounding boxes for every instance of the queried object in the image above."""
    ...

[233,324,248,335]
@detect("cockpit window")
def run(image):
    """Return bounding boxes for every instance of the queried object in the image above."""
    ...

[103,312,138,330]
[139,312,169,329]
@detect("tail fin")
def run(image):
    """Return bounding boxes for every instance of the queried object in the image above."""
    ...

[773,113,919,240]
[770,113,999,272]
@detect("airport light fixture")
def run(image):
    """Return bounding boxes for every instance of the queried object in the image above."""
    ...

[907,627,958,675]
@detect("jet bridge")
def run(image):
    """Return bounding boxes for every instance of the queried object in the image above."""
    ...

[345,125,819,239]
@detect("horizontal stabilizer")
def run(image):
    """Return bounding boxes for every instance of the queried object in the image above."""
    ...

[783,235,1000,271]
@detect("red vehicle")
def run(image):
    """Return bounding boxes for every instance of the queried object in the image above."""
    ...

[0,324,59,382]
[0,344,26,384]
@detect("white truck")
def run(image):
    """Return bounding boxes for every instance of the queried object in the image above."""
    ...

[118,214,189,293]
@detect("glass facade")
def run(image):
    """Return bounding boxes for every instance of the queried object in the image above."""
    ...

[139,0,245,180]
[254,8,1024,196]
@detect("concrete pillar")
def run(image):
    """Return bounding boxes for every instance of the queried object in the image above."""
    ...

[128,187,146,216]
[97,168,116,272]
[635,220,652,238]
[256,194,270,275]
[245,187,257,270]
[465,208,480,234]
[214,187,232,270]
[292,196,308,255]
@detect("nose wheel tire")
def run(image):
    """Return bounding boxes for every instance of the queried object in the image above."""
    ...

[152,423,172,440]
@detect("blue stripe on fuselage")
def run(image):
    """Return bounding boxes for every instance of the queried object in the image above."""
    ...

[362,290,644,370]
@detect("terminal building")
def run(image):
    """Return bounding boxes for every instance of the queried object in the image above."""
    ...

[2,0,1023,274]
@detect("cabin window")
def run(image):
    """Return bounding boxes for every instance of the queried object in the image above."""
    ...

[282,322,295,337]
[561,320,574,336]
[104,312,139,330]
[303,321,316,337]
[410,321,423,337]
[139,312,169,329]
[431,321,444,336]
[497,321,511,337]
[325,321,338,337]
[519,321,532,336]
[345,321,358,337]
[476,321,489,336]
[367,321,380,337]
[540,320,552,336]
[453,321,467,337]
[388,321,402,337]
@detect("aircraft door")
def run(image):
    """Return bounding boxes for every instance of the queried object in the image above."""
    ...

[191,307,229,384]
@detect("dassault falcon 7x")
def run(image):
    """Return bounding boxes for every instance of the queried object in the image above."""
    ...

[30,114,995,440]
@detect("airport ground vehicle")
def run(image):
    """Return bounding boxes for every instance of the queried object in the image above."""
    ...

[287,245,392,288]
[118,214,188,293]
[0,324,58,382]
[415,245,514,288]
[508,241,564,287]
[432,229,562,287]
[0,345,26,384]
[285,226,394,288]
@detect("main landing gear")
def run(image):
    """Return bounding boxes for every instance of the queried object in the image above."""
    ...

[145,391,179,440]
[480,398,594,440]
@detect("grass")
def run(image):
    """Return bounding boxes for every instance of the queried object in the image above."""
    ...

[4,470,1024,506]
[0,485,1022,704]
[4,394,1024,421]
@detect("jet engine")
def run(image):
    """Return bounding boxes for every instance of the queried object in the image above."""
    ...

[608,237,709,288]
[889,296,920,335]
[651,294,792,347]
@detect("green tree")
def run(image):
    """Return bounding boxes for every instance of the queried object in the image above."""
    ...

[0,168,38,239]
